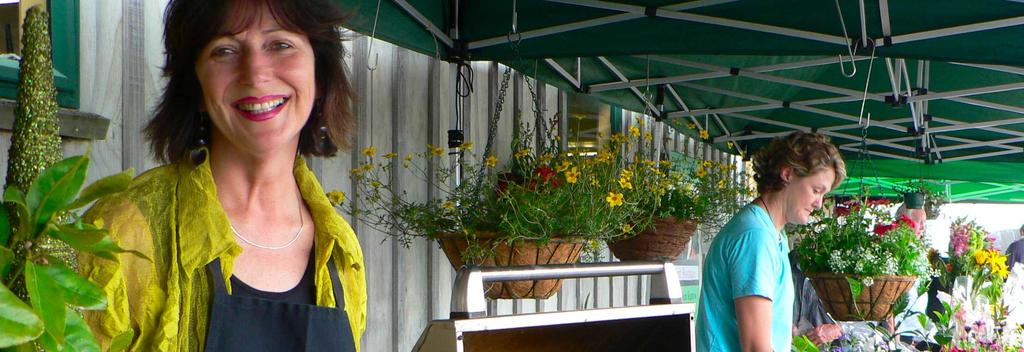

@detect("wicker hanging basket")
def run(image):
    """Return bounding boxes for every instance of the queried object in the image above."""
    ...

[806,273,916,321]
[609,217,697,261]
[437,232,585,299]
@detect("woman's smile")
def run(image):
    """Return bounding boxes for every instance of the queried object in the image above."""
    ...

[233,95,291,121]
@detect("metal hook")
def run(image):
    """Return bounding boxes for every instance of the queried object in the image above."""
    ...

[834,0,858,78]
[365,0,383,71]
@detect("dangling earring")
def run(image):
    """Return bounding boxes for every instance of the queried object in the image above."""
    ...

[319,125,332,152]
[191,112,209,164]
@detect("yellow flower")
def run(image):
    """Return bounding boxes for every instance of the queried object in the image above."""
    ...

[696,167,707,178]
[556,160,571,172]
[442,201,456,210]
[687,122,696,130]
[590,178,599,186]
[485,155,498,168]
[362,146,377,157]
[699,129,710,140]
[371,181,382,188]
[539,153,553,164]
[621,169,634,179]
[606,192,624,207]
[427,144,446,157]
[596,150,612,163]
[717,180,725,189]
[383,152,398,159]
[515,149,530,159]
[660,160,673,168]
[618,177,633,190]
[404,154,414,162]
[975,250,990,266]
[629,126,641,137]
[610,133,626,143]
[361,164,374,172]
[727,141,735,149]
[643,132,653,141]
[350,167,362,175]
[565,167,580,184]
[702,160,713,168]
[459,142,474,151]
[621,224,633,234]
[327,191,346,206]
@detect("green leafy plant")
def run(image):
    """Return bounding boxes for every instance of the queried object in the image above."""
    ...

[1,155,145,351]
[897,180,947,219]
[337,121,646,262]
[792,196,930,279]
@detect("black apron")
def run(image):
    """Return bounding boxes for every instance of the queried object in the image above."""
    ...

[203,257,357,352]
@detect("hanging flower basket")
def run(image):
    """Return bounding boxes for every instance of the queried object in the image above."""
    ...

[806,273,916,321]
[903,192,925,209]
[437,232,585,299]
[609,217,697,261]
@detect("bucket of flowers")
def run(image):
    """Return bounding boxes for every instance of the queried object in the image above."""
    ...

[924,218,1021,351]
[335,123,644,299]
[606,127,751,261]
[792,195,930,321]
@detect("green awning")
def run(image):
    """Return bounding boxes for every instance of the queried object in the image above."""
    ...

[335,0,1024,200]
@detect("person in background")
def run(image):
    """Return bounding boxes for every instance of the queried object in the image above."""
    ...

[1007,224,1024,271]
[79,0,366,350]
[696,131,846,351]
[790,251,842,345]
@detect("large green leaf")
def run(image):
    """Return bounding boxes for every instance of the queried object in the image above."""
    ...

[791,335,820,352]
[38,258,105,310]
[0,247,12,278]
[27,156,89,234]
[66,169,134,211]
[26,262,66,348]
[0,206,10,246]
[47,225,148,262]
[5,187,31,236]
[106,330,133,352]
[61,307,100,352]
[0,282,43,348]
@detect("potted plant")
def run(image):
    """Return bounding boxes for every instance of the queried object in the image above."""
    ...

[607,129,752,261]
[898,180,947,219]
[1,155,145,351]
[792,196,930,321]
[336,123,644,299]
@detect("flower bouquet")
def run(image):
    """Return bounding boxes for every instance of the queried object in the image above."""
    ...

[792,196,930,320]
[336,122,645,298]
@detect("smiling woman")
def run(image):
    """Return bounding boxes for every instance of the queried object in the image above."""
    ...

[695,131,846,352]
[77,1,366,351]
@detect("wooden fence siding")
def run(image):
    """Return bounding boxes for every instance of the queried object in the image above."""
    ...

[351,37,397,352]
[79,0,126,182]
[390,46,434,352]
[428,60,455,321]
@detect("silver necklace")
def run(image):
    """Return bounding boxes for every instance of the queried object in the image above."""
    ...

[229,195,304,250]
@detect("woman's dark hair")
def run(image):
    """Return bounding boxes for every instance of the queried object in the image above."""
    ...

[146,0,355,163]
[752,131,846,194]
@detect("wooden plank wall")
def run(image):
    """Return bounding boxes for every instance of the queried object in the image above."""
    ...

[60,4,747,349]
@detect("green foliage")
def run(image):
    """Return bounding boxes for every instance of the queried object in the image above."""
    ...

[340,123,646,262]
[791,196,930,278]
[0,155,145,350]
[791,335,819,352]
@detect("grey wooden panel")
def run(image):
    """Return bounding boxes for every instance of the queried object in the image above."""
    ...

[78,0,125,183]
[428,61,454,321]
[391,47,432,352]
[351,36,395,352]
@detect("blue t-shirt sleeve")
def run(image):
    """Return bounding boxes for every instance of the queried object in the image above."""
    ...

[725,229,782,300]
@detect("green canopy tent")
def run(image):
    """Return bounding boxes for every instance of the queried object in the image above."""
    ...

[334,0,1024,202]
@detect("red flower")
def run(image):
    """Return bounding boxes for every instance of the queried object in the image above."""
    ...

[896,214,919,232]
[530,166,561,189]
[873,224,893,236]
